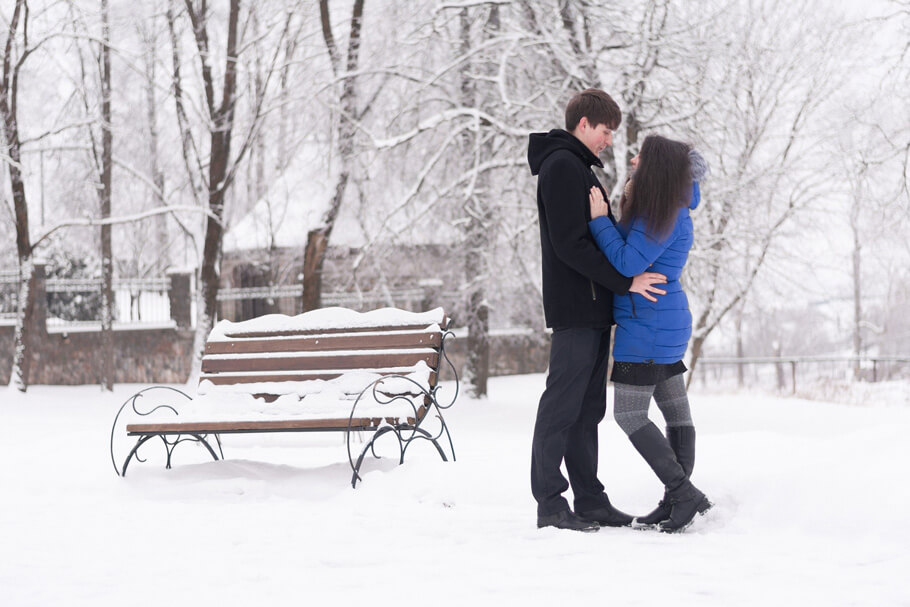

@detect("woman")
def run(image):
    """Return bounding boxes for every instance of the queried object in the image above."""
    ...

[587,134,711,533]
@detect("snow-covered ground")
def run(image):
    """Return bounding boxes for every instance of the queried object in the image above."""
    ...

[1,375,908,606]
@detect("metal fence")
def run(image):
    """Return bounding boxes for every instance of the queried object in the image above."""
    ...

[2,268,457,329]
[0,271,17,322]
[45,277,173,329]
[695,356,910,393]
[0,271,175,328]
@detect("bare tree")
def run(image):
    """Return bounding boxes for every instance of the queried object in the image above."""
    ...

[99,0,113,389]
[166,0,292,378]
[453,6,498,396]
[683,0,853,382]
[137,5,171,274]
[2,0,38,391]
[301,0,364,312]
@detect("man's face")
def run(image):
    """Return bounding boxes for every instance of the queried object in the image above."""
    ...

[577,117,614,156]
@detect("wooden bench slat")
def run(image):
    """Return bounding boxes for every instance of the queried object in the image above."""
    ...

[204,330,442,355]
[126,408,426,434]
[201,351,439,374]
[200,369,438,387]
[221,318,448,339]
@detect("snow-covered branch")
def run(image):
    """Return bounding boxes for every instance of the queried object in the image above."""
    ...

[33,205,218,249]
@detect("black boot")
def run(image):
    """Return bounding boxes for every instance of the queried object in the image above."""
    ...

[661,425,711,532]
[632,495,671,529]
[668,425,696,478]
[537,509,600,532]
[628,423,710,533]
[633,425,697,528]
[660,486,712,533]
[577,497,634,527]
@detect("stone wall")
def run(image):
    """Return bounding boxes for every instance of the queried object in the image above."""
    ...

[0,324,194,385]
[440,331,551,383]
[0,324,549,386]
[0,265,196,386]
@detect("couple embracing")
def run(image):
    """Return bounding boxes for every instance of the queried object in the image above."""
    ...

[528,88,712,534]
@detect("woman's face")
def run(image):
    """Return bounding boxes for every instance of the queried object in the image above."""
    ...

[630,153,641,170]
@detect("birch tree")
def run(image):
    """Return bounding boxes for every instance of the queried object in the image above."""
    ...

[2,0,39,391]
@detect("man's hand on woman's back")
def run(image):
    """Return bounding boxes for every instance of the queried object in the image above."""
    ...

[630,272,667,302]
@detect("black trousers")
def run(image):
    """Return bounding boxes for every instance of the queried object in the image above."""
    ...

[531,327,612,516]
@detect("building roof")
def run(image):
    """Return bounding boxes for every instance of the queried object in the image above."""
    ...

[224,140,342,252]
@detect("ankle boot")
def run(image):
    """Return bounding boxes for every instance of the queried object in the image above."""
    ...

[577,496,634,527]
[629,423,710,532]
[660,486,712,533]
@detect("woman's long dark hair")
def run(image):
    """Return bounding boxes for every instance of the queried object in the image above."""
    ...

[620,134,692,240]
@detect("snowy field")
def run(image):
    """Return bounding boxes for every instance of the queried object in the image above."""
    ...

[1,375,908,606]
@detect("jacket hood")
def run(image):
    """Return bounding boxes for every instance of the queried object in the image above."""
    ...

[689,181,701,211]
[528,129,603,175]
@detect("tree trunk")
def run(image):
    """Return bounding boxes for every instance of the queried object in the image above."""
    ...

[301,228,329,313]
[851,218,862,380]
[100,0,114,391]
[9,257,36,391]
[686,333,706,390]
[304,0,364,312]
[459,6,499,398]
[188,0,241,378]
[735,301,744,388]
[2,0,35,391]
[142,19,170,273]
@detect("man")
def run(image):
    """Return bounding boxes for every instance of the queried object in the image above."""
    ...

[527,89,667,532]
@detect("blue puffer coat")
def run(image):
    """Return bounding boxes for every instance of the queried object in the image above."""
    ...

[587,182,700,363]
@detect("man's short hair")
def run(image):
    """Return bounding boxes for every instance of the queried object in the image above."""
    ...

[565,89,622,131]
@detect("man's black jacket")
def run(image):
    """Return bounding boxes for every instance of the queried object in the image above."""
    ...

[528,129,632,328]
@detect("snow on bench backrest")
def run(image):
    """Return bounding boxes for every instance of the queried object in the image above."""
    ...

[208,306,447,339]
[198,307,450,402]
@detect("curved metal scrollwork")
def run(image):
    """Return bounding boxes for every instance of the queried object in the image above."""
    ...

[345,329,459,487]
[433,330,459,410]
[109,386,192,476]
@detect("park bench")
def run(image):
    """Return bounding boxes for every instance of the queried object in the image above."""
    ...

[109,307,457,487]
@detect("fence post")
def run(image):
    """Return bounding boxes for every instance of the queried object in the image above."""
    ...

[791,361,797,395]
[168,270,193,329]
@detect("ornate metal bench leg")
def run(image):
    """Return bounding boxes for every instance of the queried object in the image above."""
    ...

[162,435,175,469]
[400,426,448,463]
[121,434,156,477]
[163,434,220,469]
[439,413,456,462]
[123,433,220,476]
[350,426,402,488]
[213,434,225,459]
[192,434,221,462]
[110,386,194,477]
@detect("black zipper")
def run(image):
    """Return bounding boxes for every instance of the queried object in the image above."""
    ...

[590,280,597,301]
[629,294,638,318]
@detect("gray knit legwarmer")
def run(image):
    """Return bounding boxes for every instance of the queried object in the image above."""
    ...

[613,374,694,436]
